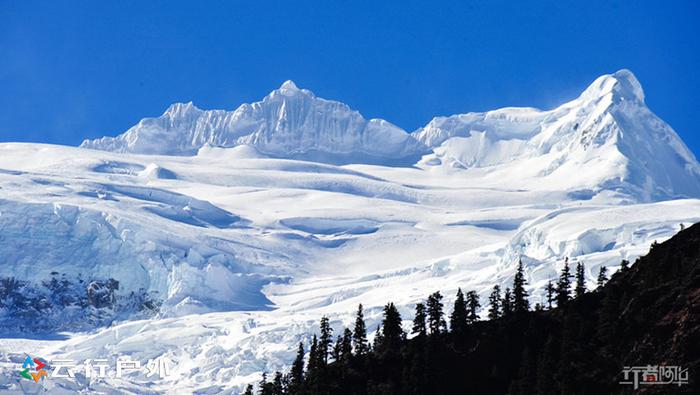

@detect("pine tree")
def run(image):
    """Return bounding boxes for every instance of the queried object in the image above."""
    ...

[449,288,468,334]
[466,290,480,323]
[340,328,353,363]
[290,342,304,390]
[620,259,630,271]
[596,265,608,288]
[242,384,254,395]
[426,291,446,335]
[372,325,383,351]
[271,372,284,395]
[502,287,513,317]
[545,280,555,309]
[307,333,326,394]
[319,316,333,364]
[556,258,572,306]
[307,335,319,382]
[353,304,368,356]
[332,335,342,362]
[412,302,427,337]
[259,373,272,395]
[534,302,543,311]
[574,262,586,298]
[380,302,404,350]
[512,259,530,313]
[487,285,501,320]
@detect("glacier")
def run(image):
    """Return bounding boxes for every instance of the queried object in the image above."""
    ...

[1,70,700,393]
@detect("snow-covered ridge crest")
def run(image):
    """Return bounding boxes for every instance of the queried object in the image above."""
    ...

[81,70,700,200]
[81,81,428,164]
[413,69,700,200]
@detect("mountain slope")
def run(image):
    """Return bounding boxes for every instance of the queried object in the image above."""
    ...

[302,222,700,395]
[82,70,700,200]
[81,81,427,165]
[1,140,699,393]
[1,70,699,393]
[414,70,700,201]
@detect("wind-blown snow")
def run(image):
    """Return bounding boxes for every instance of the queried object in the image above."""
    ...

[2,70,700,393]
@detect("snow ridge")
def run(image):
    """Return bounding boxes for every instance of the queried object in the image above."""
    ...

[413,69,700,200]
[81,70,700,201]
[1,71,697,392]
[81,82,427,164]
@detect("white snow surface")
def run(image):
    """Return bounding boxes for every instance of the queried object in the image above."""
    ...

[1,70,700,393]
[80,81,427,164]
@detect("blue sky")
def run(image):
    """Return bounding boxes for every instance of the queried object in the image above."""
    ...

[1,1,699,155]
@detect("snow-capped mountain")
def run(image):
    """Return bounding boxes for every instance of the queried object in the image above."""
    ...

[83,70,700,202]
[2,70,700,393]
[414,70,700,201]
[81,80,427,164]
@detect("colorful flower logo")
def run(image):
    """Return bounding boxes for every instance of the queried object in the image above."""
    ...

[19,355,47,382]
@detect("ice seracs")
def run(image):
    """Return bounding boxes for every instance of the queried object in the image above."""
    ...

[2,70,699,392]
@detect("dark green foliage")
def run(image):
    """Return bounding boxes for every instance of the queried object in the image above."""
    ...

[412,302,427,337]
[272,224,700,395]
[466,290,480,324]
[271,372,284,395]
[620,258,629,271]
[556,259,572,306]
[512,259,529,313]
[488,285,501,320]
[258,373,273,395]
[372,325,382,351]
[242,384,254,395]
[378,302,404,351]
[449,288,468,334]
[289,342,304,390]
[487,285,501,320]
[545,280,555,309]
[426,291,446,335]
[306,335,319,392]
[352,304,368,356]
[319,316,333,364]
[340,328,353,363]
[332,336,342,362]
[501,287,513,317]
[574,262,586,298]
[596,265,608,288]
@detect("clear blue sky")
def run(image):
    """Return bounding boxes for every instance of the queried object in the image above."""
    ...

[2,1,699,155]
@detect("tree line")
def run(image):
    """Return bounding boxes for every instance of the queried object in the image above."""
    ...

[244,257,627,395]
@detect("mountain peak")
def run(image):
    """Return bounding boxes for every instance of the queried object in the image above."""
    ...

[163,101,201,117]
[82,81,424,163]
[581,69,645,103]
[279,80,299,91]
